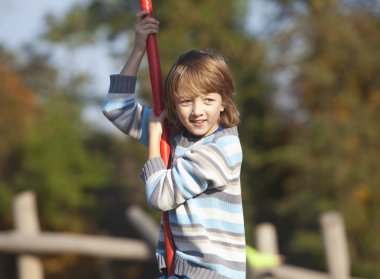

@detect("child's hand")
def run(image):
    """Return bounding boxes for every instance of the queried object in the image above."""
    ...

[149,111,165,139]
[134,10,160,53]
[119,10,159,75]
[148,111,165,159]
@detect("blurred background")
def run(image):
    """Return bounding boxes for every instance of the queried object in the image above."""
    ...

[0,0,379,278]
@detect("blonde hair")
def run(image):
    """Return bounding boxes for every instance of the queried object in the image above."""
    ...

[164,49,240,134]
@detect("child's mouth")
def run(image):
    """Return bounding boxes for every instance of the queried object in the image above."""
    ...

[191,119,206,126]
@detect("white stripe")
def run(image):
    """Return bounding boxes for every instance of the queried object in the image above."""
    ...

[175,160,202,197]
[176,240,246,262]
[222,183,242,195]
[224,142,241,157]
[172,226,245,246]
[157,177,176,210]
[176,205,244,225]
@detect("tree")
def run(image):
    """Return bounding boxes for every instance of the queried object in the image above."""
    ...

[264,0,380,276]
[0,44,109,231]
[0,47,37,218]
[0,44,151,278]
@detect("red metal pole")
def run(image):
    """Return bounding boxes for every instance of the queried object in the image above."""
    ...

[139,0,175,275]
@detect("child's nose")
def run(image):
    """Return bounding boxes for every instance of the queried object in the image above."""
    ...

[192,101,203,116]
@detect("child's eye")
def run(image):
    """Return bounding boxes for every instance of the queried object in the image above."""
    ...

[179,99,191,105]
[204,98,215,104]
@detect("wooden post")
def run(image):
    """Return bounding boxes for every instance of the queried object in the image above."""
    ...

[125,205,159,252]
[256,223,279,255]
[13,191,44,279]
[320,212,350,279]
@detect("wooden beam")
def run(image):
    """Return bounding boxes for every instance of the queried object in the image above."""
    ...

[0,232,150,260]
[270,264,330,279]
[252,264,366,279]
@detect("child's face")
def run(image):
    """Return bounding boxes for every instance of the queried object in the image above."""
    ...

[175,91,224,137]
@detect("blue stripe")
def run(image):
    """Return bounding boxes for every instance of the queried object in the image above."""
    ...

[229,153,243,166]
[170,214,244,233]
[213,264,245,279]
[103,98,134,112]
[146,170,166,200]
[172,168,194,200]
[156,248,165,254]
[174,145,187,156]
[215,136,242,164]
[139,107,151,147]
[215,134,239,146]
[172,160,204,199]
[187,197,243,213]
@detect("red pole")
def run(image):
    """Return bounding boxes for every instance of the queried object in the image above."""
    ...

[139,0,175,275]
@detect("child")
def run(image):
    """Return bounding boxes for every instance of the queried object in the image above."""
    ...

[103,10,246,279]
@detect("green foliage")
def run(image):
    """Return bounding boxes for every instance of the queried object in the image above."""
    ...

[44,1,139,45]
[14,93,109,230]
[0,46,108,232]
[0,47,37,227]
[0,44,156,277]
[265,1,380,277]
[2,0,380,278]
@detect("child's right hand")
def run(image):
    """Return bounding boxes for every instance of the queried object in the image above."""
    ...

[134,10,160,53]
[149,111,165,140]
[148,111,165,159]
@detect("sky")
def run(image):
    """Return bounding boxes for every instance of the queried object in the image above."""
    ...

[0,0,273,131]
[0,0,271,68]
[0,0,73,46]
[0,0,119,89]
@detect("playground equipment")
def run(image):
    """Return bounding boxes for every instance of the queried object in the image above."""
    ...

[139,0,175,275]
[0,191,366,279]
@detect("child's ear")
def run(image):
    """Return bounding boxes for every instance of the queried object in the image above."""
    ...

[220,103,225,112]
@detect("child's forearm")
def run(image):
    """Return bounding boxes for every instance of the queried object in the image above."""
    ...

[148,111,164,159]
[120,47,145,76]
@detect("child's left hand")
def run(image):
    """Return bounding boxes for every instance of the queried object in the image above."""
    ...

[134,10,160,53]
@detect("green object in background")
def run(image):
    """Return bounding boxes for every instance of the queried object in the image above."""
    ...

[246,245,282,269]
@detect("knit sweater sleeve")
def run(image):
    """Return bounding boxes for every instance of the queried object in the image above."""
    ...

[140,132,242,211]
[102,74,151,146]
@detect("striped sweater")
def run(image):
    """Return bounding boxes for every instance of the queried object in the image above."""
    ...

[103,75,246,279]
